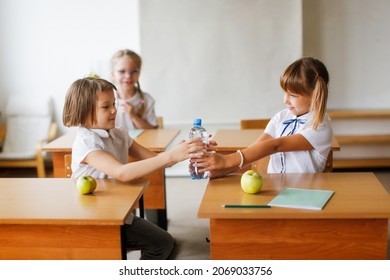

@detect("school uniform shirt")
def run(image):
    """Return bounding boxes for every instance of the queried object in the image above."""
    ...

[264,109,333,173]
[115,91,158,130]
[71,126,134,223]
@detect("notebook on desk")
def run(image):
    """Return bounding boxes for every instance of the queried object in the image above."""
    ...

[128,129,144,139]
[268,187,334,210]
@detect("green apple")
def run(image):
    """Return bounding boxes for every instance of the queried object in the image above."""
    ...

[76,175,97,195]
[86,73,100,79]
[240,170,263,194]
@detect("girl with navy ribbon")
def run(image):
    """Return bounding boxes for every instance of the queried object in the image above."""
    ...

[195,57,333,177]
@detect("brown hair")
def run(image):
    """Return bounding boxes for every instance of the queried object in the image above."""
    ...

[62,77,116,127]
[111,49,145,116]
[280,57,329,129]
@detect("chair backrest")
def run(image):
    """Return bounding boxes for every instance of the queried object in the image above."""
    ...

[240,119,270,129]
[157,116,163,128]
[3,95,52,156]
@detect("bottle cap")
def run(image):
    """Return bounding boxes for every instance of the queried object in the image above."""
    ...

[193,118,202,126]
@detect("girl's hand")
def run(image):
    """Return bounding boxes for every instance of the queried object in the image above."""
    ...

[191,151,224,173]
[169,137,205,162]
[206,139,218,152]
[192,152,238,179]
[119,100,137,117]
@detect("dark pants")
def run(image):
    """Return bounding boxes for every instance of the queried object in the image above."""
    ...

[124,216,174,260]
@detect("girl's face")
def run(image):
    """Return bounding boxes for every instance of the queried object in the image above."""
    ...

[283,91,312,117]
[87,90,117,130]
[111,56,140,93]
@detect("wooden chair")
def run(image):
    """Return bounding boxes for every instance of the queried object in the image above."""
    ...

[0,96,57,178]
[240,119,270,130]
[240,119,270,173]
[157,116,164,129]
[240,118,333,173]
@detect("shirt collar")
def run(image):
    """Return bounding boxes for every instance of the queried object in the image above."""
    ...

[89,128,116,139]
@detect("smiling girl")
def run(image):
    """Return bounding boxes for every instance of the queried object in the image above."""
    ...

[62,77,204,259]
[194,57,333,177]
[111,49,158,129]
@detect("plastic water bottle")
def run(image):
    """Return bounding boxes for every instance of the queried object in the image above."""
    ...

[189,118,209,180]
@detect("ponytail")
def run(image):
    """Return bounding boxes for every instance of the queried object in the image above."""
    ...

[311,76,328,129]
[136,81,146,117]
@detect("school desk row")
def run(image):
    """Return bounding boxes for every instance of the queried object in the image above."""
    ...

[1,172,390,260]
[1,128,390,259]
[40,128,340,230]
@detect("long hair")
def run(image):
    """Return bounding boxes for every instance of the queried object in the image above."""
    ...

[280,57,329,129]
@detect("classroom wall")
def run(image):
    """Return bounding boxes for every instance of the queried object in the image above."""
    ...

[0,0,141,130]
[139,0,302,126]
[0,0,389,135]
[302,0,390,109]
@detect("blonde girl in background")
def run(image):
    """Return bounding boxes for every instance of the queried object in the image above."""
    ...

[111,49,158,129]
[193,57,333,178]
[63,77,204,259]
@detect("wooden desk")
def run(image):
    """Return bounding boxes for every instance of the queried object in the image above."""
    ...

[42,129,180,230]
[212,129,340,172]
[198,172,390,260]
[0,178,148,260]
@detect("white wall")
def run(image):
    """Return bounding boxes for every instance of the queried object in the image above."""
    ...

[139,0,302,126]
[303,0,390,109]
[1,0,390,136]
[0,0,140,133]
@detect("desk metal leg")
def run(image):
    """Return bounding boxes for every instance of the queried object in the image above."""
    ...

[144,209,167,230]
[138,195,144,219]
[157,209,167,230]
[120,225,127,260]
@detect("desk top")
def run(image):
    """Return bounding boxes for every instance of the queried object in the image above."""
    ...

[42,128,180,153]
[198,172,390,219]
[212,129,340,152]
[0,178,148,225]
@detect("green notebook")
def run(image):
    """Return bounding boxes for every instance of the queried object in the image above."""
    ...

[268,187,334,210]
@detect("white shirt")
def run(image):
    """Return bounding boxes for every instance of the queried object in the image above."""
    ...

[71,126,134,223]
[71,127,133,178]
[115,91,158,130]
[264,109,333,173]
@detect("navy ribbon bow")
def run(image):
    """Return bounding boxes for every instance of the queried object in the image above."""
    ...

[280,118,306,137]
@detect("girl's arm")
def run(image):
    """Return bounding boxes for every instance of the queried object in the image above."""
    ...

[120,102,157,129]
[195,133,313,177]
[85,137,204,182]
[241,132,313,165]
[128,140,157,160]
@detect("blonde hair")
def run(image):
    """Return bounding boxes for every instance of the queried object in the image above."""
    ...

[63,77,116,127]
[111,49,145,116]
[280,57,329,130]
[111,49,142,69]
